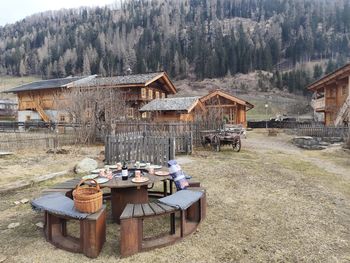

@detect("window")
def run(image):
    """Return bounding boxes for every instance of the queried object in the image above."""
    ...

[127,108,134,118]
[148,89,153,99]
[59,115,66,122]
[141,88,147,99]
[155,91,160,99]
[141,112,148,119]
[26,115,31,121]
[0,104,5,109]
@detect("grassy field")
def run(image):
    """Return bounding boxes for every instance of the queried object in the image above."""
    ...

[0,130,349,262]
[245,94,310,121]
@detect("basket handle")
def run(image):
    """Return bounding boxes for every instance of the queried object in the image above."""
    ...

[75,178,100,191]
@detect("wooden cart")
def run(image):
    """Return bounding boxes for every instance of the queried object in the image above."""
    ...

[200,128,241,152]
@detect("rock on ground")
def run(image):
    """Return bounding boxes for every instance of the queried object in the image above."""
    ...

[20,198,29,204]
[74,158,98,174]
[35,222,44,228]
[8,222,20,229]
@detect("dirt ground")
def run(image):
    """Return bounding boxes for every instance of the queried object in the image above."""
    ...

[0,130,350,262]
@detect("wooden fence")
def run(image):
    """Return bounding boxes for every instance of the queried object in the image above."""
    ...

[296,124,349,139]
[112,121,221,146]
[0,133,76,151]
[105,132,176,165]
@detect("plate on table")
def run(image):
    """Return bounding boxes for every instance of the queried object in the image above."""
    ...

[95,177,110,184]
[154,171,169,177]
[82,174,99,180]
[107,165,119,169]
[131,177,150,183]
[151,165,162,169]
[134,163,147,167]
[91,169,103,174]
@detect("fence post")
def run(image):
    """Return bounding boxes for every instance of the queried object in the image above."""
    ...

[169,137,175,161]
[105,135,110,165]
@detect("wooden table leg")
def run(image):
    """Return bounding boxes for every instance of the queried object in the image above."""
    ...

[163,180,168,196]
[111,186,149,224]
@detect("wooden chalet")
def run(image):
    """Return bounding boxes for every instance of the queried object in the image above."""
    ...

[4,72,177,122]
[308,63,350,126]
[139,96,205,122]
[200,89,254,127]
[140,89,254,126]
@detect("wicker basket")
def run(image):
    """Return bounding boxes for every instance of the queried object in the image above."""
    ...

[73,179,103,213]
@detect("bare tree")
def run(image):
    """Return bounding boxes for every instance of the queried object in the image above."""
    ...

[57,86,127,144]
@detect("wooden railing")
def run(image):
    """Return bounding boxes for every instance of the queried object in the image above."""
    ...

[297,124,349,139]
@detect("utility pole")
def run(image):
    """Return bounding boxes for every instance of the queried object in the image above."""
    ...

[265,103,269,129]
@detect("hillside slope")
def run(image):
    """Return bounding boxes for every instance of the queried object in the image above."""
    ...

[0,0,349,94]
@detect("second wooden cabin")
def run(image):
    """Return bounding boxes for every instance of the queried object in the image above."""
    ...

[140,89,254,127]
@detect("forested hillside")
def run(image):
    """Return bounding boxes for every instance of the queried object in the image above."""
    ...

[0,0,349,94]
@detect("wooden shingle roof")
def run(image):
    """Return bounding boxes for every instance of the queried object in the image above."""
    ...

[4,76,93,93]
[4,72,177,94]
[79,72,177,94]
[200,89,254,110]
[307,63,350,91]
[139,97,201,112]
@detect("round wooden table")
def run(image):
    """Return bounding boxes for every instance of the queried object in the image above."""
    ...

[102,174,162,224]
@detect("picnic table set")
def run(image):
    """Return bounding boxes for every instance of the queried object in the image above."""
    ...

[31,160,207,258]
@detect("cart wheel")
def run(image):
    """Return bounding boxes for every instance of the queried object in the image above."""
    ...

[211,135,220,152]
[232,137,241,152]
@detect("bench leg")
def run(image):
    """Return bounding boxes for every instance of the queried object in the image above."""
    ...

[163,180,168,197]
[187,200,200,222]
[187,193,206,222]
[45,213,81,253]
[170,213,176,235]
[120,218,142,257]
[81,209,106,258]
[180,210,185,238]
[200,192,207,220]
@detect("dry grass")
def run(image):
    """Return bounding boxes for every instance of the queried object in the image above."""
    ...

[0,145,104,186]
[0,132,350,262]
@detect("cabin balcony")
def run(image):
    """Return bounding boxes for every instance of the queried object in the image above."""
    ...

[311,97,325,112]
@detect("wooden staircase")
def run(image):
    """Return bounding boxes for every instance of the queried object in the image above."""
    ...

[334,95,350,126]
[33,100,50,122]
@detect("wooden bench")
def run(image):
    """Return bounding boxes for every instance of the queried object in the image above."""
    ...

[120,188,206,257]
[40,179,107,258]
[41,178,81,198]
[44,205,106,258]
[42,178,112,201]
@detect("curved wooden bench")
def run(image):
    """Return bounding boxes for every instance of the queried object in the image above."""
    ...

[41,178,81,198]
[120,188,206,257]
[44,206,106,258]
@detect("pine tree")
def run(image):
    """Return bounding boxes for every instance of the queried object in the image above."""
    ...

[99,60,106,76]
[83,53,91,75]
[313,64,323,80]
[19,59,26,77]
